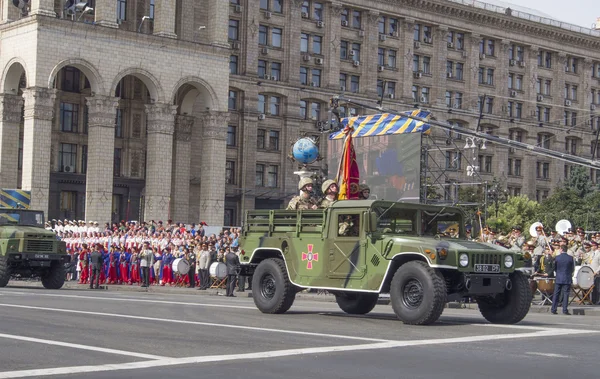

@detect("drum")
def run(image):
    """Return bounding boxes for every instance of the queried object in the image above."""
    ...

[209,262,228,279]
[172,258,190,275]
[574,265,595,290]
[536,277,555,294]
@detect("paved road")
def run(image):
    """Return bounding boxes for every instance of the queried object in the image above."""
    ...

[0,286,597,379]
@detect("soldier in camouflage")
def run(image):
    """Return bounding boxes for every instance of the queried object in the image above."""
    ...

[318,179,338,208]
[358,184,370,199]
[286,177,318,210]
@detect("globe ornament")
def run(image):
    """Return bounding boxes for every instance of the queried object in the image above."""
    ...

[292,137,319,165]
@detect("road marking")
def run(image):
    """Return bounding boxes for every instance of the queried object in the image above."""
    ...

[0,328,588,378]
[526,352,572,358]
[0,303,390,343]
[0,332,163,360]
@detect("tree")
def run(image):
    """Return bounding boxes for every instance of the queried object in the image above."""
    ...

[488,195,539,236]
[535,188,586,231]
[564,166,594,198]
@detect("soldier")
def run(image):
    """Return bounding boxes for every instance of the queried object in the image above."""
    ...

[358,184,370,200]
[509,226,525,252]
[318,179,339,208]
[287,177,318,210]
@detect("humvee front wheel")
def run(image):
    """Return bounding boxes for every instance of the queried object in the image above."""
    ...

[0,256,10,288]
[252,258,295,314]
[335,293,379,315]
[476,271,531,324]
[390,261,447,325]
[41,261,66,289]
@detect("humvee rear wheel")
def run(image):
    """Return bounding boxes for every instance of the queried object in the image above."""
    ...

[390,261,447,325]
[0,256,10,288]
[41,261,66,290]
[335,293,379,315]
[476,271,531,324]
[252,258,295,314]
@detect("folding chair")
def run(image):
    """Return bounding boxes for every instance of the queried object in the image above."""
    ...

[210,276,227,289]
[570,284,595,305]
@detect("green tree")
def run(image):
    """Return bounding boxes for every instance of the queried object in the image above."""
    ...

[488,195,539,236]
[535,188,586,231]
[564,166,594,198]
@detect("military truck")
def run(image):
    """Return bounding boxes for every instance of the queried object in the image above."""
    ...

[0,208,69,289]
[238,200,531,325]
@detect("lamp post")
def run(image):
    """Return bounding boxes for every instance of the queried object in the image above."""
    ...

[487,178,508,219]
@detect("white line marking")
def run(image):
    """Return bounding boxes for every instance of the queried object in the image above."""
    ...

[0,333,162,360]
[0,328,588,378]
[526,352,572,358]
[0,303,389,343]
[0,290,257,310]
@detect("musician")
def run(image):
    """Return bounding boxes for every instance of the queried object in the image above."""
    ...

[139,242,154,288]
[534,248,555,278]
[508,226,525,251]
[187,247,197,288]
[197,243,211,290]
[551,245,575,315]
[225,248,240,297]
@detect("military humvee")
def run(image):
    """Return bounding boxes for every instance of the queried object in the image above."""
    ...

[0,208,70,289]
[239,200,531,325]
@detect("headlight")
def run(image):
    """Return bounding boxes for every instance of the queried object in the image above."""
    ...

[459,253,469,267]
[504,254,514,268]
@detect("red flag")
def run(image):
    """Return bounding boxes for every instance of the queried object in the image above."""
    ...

[336,128,360,200]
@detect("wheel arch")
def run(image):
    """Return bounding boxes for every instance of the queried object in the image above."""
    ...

[381,253,429,293]
[248,248,285,265]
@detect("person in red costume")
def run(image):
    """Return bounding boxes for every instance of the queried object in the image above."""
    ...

[78,244,90,284]
[107,247,118,284]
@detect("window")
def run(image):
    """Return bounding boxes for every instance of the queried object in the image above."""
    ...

[301,1,309,14]
[339,73,347,90]
[386,82,396,97]
[509,44,524,62]
[378,48,385,66]
[60,191,77,213]
[228,90,237,110]
[478,155,493,173]
[422,56,431,74]
[60,103,79,133]
[479,38,495,56]
[311,68,321,87]
[351,43,361,61]
[565,138,578,155]
[544,80,551,95]
[350,75,360,93]
[313,2,323,21]
[422,25,432,42]
[229,55,238,75]
[255,164,265,186]
[300,33,309,52]
[270,62,281,80]
[300,67,308,85]
[273,0,283,13]
[257,129,266,149]
[258,60,267,78]
[272,27,283,48]
[387,50,397,68]
[351,10,361,29]
[62,67,80,93]
[566,56,578,74]
[117,0,127,21]
[341,8,349,24]
[537,133,551,149]
[260,0,268,10]
[81,145,87,174]
[83,104,88,134]
[455,62,464,80]
[340,41,348,59]
[312,35,322,54]
[477,96,494,114]
[59,143,77,173]
[269,96,280,115]
[149,0,154,19]
[536,162,550,179]
[258,25,268,45]
[449,31,465,50]
[420,87,430,103]
[228,19,239,40]
[413,23,420,41]
[114,148,121,177]
[445,151,462,170]
[225,161,235,184]
[377,80,384,97]
[267,165,278,187]
[508,158,512,175]
[115,108,123,138]
[413,55,420,72]
[268,130,280,150]
[227,125,236,147]
[486,68,494,85]
[543,107,551,122]
[310,102,321,120]
[508,101,522,119]
[299,100,307,119]
[538,50,552,68]
[257,94,266,114]
[445,91,463,109]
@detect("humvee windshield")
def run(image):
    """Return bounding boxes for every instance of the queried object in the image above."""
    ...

[373,205,463,238]
[421,209,463,238]
[0,210,45,227]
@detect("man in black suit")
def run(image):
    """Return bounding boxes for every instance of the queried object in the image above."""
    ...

[551,245,575,315]
[89,244,103,290]
[225,249,240,297]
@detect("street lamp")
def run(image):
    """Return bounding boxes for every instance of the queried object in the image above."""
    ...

[487,179,509,218]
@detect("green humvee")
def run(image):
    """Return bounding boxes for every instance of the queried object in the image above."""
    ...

[239,200,532,325]
[0,208,70,289]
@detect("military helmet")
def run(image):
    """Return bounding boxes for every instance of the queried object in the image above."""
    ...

[358,183,370,192]
[321,179,337,194]
[298,177,314,190]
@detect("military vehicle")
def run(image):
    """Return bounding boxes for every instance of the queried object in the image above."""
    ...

[238,200,531,325]
[0,208,70,289]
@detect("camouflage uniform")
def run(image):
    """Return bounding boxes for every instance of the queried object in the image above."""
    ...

[318,197,335,209]
[318,179,338,209]
[287,196,316,210]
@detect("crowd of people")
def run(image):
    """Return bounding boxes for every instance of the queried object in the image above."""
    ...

[47,219,246,297]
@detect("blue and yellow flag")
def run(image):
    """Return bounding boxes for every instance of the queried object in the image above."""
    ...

[329,110,431,140]
[0,189,31,209]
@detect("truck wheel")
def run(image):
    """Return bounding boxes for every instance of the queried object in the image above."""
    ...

[335,293,379,315]
[476,271,531,324]
[252,258,295,314]
[41,261,66,290]
[0,256,10,288]
[390,261,447,325]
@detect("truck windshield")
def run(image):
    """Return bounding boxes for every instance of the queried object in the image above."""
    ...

[421,210,462,238]
[373,207,417,235]
[0,210,45,227]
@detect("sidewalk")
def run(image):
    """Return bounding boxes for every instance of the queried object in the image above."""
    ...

[8,281,600,317]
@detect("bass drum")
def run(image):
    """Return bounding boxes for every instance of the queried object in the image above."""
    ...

[209,262,228,279]
[172,258,190,275]
[574,265,595,290]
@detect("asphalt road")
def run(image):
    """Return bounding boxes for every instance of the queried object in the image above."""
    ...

[0,286,597,379]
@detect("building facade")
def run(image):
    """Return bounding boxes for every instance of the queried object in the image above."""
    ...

[2,0,600,227]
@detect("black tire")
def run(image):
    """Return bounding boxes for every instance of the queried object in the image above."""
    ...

[390,261,447,325]
[476,271,531,324]
[0,256,10,288]
[335,293,379,315]
[41,261,66,290]
[252,258,296,314]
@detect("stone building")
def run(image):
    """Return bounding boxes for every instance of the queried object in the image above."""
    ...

[2,0,600,227]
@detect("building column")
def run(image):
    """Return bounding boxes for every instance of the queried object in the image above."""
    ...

[95,0,118,28]
[29,0,56,17]
[21,87,56,216]
[199,111,229,226]
[153,0,177,39]
[400,19,415,103]
[144,103,177,222]
[433,27,449,106]
[206,0,229,46]
[0,94,23,188]
[171,115,193,222]
[85,95,119,225]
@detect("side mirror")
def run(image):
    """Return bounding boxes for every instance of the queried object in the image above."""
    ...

[367,212,378,233]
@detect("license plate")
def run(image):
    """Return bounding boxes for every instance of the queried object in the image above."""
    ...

[34,254,50,259]
[474,264,500,273]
